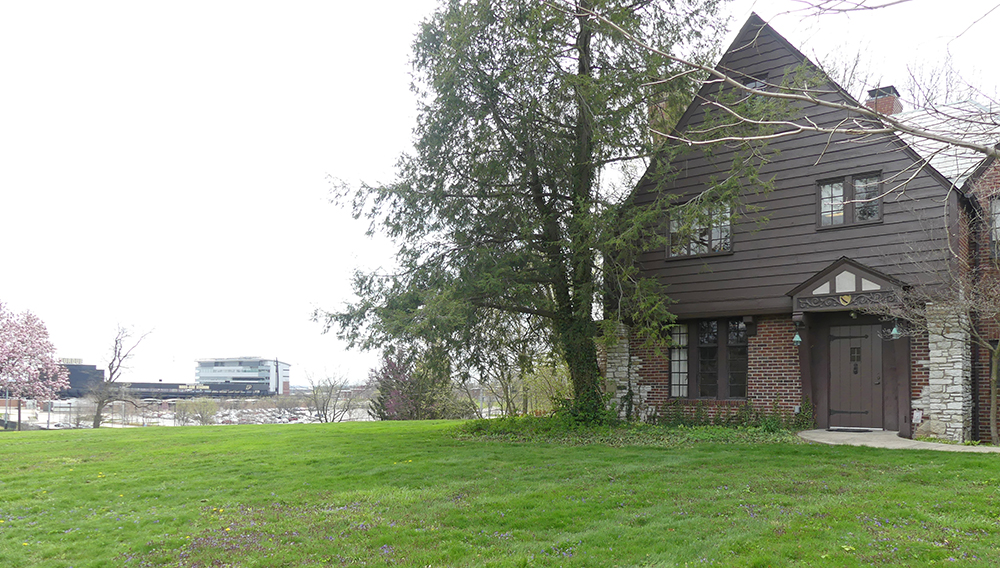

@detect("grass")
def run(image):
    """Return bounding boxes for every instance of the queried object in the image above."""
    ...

[0,421,998,567]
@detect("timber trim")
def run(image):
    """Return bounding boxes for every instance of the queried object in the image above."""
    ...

[788,257,907,314]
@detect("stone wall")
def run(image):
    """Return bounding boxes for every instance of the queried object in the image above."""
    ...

[915,303,973,441]
[603,323,656,421]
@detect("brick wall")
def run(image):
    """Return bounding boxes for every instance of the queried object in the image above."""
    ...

[968,159,1000,442]
[864,95,903,115]
[971,327,996,443]
[607,315,803,422]
[910,328,930,428]
[747,315,803,414]
[627,331,670,417]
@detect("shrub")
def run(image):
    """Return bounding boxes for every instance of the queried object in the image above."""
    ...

[648,399,814,432]
[368,350,477,421]
[455,415,802,446]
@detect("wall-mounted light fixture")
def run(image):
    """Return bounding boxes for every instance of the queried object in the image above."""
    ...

[791,316,805,347]
[890,319,901,340]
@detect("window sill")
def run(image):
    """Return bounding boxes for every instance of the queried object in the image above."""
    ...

[672,398,748,404]
[665,250,735,262]
[816,218,883,231]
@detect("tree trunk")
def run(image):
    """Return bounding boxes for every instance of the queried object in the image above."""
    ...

[93,399,107,429]
[558,313,604,419]
[17,399,21,431]
[557,1,605,421]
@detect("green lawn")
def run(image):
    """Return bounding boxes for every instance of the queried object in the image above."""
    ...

[0,421,998,567]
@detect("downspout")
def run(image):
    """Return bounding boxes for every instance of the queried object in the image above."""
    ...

[969,207,983,441]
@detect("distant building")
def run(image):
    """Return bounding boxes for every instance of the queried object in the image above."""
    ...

[116,381,273,399]
[53,359,275,401]
[59,358,105,398]
[195,357,290,395]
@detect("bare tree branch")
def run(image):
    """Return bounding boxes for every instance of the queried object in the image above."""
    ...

[566,1,1000,161]
[88,326,151,428]
[785,0,914,14]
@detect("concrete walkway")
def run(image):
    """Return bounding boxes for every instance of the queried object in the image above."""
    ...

[798,429,1000,453]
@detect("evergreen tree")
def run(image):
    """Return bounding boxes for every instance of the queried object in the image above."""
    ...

[321,0,728,420]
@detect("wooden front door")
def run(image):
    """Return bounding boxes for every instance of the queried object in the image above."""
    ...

[829,324,883,429]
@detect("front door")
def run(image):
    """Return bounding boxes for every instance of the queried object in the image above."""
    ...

[829,324,883,429]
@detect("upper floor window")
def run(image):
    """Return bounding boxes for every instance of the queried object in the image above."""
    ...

[668,203,732,258]
[818,174,882,227]
[737,76,769,115]
[990,199,1000,244]
[742,76,767,94]
[986,198,1000,258]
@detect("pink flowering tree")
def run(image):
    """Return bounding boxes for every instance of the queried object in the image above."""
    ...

[0,303,69,429]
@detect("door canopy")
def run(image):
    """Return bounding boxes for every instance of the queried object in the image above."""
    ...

[787,257,905,314]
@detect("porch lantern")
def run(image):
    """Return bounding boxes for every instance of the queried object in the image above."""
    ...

[791,316,805,347]
[890,320,901,340]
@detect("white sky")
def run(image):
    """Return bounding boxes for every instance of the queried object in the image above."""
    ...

[1,1,996,387]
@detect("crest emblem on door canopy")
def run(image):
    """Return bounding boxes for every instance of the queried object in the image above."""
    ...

[788,257,906,313]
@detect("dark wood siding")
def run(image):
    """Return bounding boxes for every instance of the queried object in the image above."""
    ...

[634,16,954,318]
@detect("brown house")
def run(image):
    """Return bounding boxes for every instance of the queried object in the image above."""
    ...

[605,14,1000,442]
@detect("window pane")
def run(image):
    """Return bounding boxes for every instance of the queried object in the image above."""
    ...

[691,223,710,255]
[699,320,718,345]
[820,181,844,226]
[728,319,747,345]
[699,346,718,397]
[668,217,687,257]
[698,321,719,398]
[671,325,689,348]
[670,325,689,398]
[854,176,881,222]
[711,206,732,252]
[668,204,732,257]
[991,200,1000,244]
[727,345,748,399]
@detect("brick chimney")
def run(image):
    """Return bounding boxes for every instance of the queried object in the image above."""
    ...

[865,86,903,115]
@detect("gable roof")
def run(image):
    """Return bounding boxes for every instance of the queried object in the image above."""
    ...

[670,12,869,135]
[630,14,961,318]
[896,100,999,188]
[666,13,983,195]
[962,151,998,195]
[668,13,798,136]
